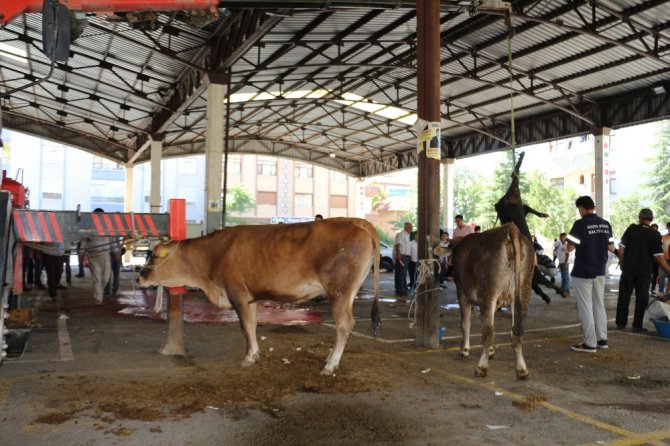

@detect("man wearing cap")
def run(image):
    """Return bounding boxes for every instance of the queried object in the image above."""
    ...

[566,196,615,353]
[615,208,670,333]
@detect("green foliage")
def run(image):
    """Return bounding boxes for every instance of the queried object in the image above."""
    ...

[453,168,485,227]
[375,226,394,246]
[522,171,579,236]
[609,193,645,240]
[371,188,390,212]
[646,121,670,223]
[224,183,256,225]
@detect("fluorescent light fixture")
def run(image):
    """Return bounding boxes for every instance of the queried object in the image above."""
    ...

[0,42,27,64]
[653,85,666,95]
[329,152,336,158]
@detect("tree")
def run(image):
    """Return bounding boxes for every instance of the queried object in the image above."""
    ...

[523,170,579,238]
[609,193,645,240]
[224,184,256,225]
[646,120,670,223]
[453,167,485,228]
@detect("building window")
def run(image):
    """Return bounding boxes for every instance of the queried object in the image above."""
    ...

[550,177,564,189]
[42,192,62,199]
[295,164,313,178]
[330,195,347,208]
[178,158,197,175]
[331,171,346,182]
[226,157,241,174]
[609,171,617,195]
[294,193,312,208]
[579,174,585,185]
[46,147,62,165]
[257,191,277,205]
[257,159,276,176]
[92,156,123,170]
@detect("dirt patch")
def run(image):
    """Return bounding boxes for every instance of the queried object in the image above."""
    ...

[511,391,549,412]
[32,337,399,428]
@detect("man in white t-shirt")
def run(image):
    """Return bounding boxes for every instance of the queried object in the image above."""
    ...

[394,222,412,295]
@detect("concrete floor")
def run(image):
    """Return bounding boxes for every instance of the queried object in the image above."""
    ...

[1,268,669,445]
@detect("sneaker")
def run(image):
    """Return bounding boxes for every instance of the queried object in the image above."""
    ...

[632,327,648,333]
[571,343,597,353]
[596,340,608,349]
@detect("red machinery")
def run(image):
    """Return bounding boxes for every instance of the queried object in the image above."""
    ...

[1,170,29,210]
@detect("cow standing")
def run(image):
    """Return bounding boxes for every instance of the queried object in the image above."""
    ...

[139,217,381,375]
[495,152,568,303]
[451,223,535,379]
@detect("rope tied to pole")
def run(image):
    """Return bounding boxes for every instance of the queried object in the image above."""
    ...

[407,258,443,329]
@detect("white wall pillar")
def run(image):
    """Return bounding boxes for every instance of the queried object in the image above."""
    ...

[150,137,163,213]
[124,163,134,263]
[442,157,455,236]
[594,127,611,220]
[205,75,225,233]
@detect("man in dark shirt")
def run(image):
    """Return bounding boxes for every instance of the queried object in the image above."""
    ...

[567,196,615,353]
[615,208,670,332]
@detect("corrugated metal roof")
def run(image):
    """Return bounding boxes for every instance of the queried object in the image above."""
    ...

[1,0,670,176]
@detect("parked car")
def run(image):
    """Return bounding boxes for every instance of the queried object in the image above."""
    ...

[380,241,394,273]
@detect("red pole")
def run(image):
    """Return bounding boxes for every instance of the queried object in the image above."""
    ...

[160,198,187,355]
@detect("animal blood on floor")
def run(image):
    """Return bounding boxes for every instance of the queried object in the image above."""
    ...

[117,289,324,325]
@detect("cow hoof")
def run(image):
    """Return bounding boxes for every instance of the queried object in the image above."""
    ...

[474,367,488,378]
[516,369,530,380]
[320,367,335,376]
[459,350,470,359]
[240,354,259,368]
[542,295,551,304]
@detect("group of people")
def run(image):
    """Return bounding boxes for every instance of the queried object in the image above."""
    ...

[564,196,670,353]
[393,215,480,296]
[21,208,123,304]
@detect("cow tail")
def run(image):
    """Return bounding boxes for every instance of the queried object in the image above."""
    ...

[511,227,524,338]
[370,228,382,336]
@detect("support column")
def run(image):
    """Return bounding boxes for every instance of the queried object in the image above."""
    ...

[593,127,611,220]
[205,73,226,233]
[123,163,134,263]
[415,0,442,348]
[442,158,455,235]
[150,136,163,213]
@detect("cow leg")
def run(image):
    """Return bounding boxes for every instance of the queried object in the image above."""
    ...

[233,299,260,367]
[459,300,472,358]
[475,301,496,378]
[322,290,356,375]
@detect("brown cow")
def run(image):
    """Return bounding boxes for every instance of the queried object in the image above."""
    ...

[138,217,380,375]
[451,222,535,380]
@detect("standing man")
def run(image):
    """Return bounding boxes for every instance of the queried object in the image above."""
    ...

[557,232,571,293]
[615,209,670,332]
[394,222,412,296]
[567,196,615,353]
[659,222,670,294]
[80,208,121,304]
[452,215,474,241]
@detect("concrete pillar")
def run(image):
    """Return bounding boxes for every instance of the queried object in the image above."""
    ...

[593,127,611,220]
[205,75,225,233]
[150,137,163,213]
[124,163,134,263]
[441,158,455,236]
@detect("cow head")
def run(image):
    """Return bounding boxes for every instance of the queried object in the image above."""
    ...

[138,240,181,288]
